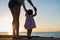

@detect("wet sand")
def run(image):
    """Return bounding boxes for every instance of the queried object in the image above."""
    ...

[0,35,60,40]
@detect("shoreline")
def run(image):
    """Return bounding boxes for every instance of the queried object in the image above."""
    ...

[0,35,60,40]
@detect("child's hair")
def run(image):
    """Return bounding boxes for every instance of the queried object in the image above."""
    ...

[27,9,33,15]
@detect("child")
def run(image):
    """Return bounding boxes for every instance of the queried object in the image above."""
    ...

[24,9,37,39]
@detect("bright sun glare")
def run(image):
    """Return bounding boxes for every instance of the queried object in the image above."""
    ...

[0,16,24,35]
[8,25,24,35]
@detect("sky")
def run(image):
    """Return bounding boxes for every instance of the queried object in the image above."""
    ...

[0,0,60,34]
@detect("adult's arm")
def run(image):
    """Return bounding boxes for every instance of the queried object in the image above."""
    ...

[27,0,37,11]
[27,0,37,16]
[22,2,27,13]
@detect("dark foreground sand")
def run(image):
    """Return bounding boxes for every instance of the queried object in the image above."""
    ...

[0,35,60,40]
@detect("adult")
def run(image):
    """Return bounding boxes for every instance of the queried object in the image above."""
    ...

[8,0,37,37]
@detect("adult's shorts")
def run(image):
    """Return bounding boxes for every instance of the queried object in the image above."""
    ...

[8,0,21,8]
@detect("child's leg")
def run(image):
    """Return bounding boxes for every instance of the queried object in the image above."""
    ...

[27,29,32,38]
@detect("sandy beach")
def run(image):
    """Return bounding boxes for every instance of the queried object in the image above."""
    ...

[0,35,60,40]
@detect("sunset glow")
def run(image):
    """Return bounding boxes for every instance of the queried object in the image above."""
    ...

[0,0,60,35]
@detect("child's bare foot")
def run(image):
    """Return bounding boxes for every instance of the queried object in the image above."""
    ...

[27,36,32,39]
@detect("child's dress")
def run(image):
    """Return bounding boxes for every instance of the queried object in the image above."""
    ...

[24,14,36,29]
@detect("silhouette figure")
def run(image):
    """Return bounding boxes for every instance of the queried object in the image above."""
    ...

[24,9,37,39]
[8,0,37,37]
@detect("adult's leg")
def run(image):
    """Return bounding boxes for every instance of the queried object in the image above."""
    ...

[9,6,21,36]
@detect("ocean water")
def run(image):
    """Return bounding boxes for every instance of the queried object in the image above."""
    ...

[19,32,60,38]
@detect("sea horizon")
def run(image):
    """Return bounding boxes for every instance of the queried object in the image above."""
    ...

[19,32,60,38]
